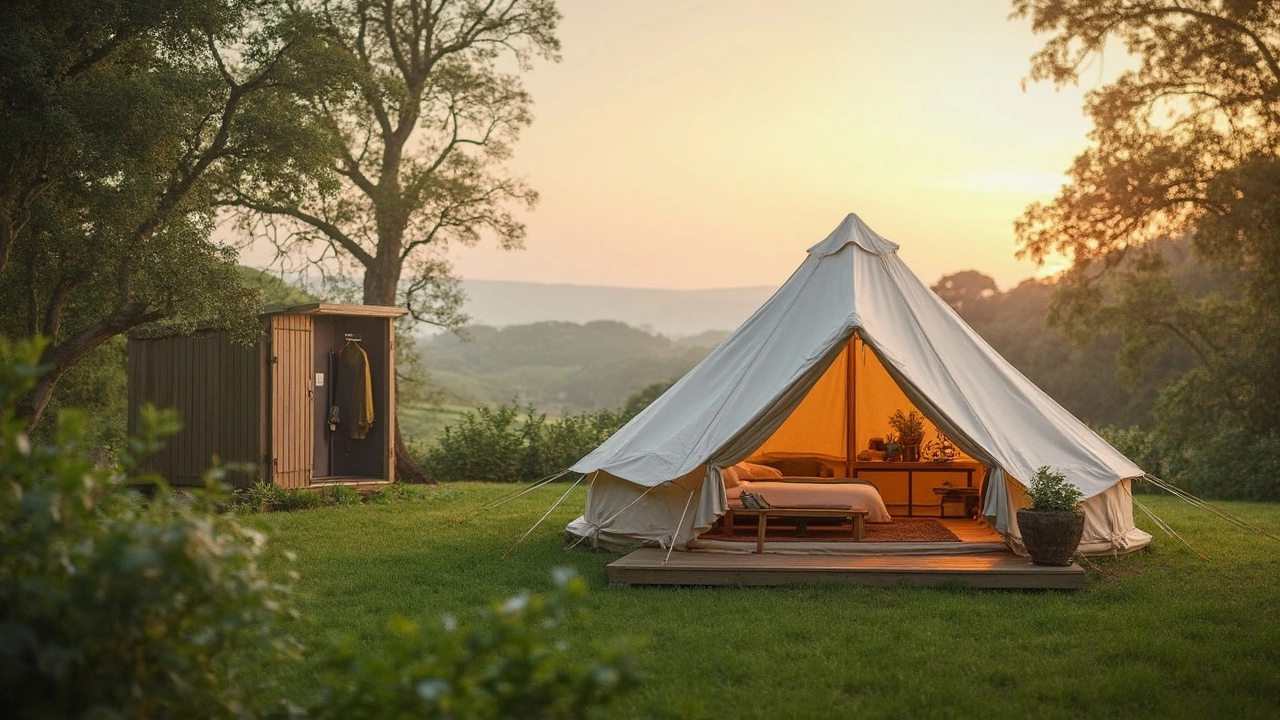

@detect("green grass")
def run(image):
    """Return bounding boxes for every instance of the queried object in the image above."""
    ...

[239,486,1280,719]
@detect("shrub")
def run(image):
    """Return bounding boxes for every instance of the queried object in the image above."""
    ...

[1097,424,1164,494]
[306,570,637,719]
[279,488,326,511]
[0,339,639,719]
[0,338,294,719]
[422,402,627,482]
[237,479,289,512]
[1025,466,1084,512]
[321,484,363,506]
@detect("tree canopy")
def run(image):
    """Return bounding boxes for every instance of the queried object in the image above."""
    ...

[1013,0,1280,498]
[0,0,338,427]
[231,0,561,323]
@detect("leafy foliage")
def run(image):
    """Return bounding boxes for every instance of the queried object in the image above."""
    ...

[1,338,637,717]
[420,402,627,483]
[1011,0,1280,500]
[231,0,562,321]
[1025,466,1084,513]
[888,409,926,446]
[0,0,340,428]
[306,570,637,720]
[0,337,295,719]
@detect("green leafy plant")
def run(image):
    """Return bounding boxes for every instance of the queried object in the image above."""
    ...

[0,337,295,719]
[421,402,627,482]
[888,409,926,446]
[308,569,638,719]
[1026,466,1084,512]
[321,484,363,506]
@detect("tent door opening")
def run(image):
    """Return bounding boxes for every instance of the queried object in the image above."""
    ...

[745,335,984,517]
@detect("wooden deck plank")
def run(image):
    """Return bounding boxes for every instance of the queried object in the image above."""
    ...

[607,548,1084,590]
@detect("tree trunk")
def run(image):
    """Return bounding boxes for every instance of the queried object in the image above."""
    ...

[363,249,431,483]
[17,371,65,433]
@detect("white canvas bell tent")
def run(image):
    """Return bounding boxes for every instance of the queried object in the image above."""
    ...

[564,213,1153,557]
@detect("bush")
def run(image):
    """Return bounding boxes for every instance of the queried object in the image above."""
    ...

[0,338,638,719]
[1025,466,1084,512]
[1096,424,1164,494]
[306,570,637,720]
[0,338,294,719]
[421,402,627,482]
[321,484,363,506]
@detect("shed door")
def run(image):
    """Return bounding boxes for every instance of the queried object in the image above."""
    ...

[269,315,314,488]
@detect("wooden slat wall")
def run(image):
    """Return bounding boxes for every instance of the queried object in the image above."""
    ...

[270,315,313,489]
[128,330,265,487]
[218,334,262,489]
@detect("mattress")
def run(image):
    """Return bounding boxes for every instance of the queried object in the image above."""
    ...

[729,478,893,523]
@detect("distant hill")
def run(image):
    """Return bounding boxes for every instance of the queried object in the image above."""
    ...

[457,280,774,337]
[416,321,728,410]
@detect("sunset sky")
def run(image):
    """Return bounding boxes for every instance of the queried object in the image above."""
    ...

[249,0,1112,291]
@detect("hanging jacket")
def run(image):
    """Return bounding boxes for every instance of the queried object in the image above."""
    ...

[337,342,374,439]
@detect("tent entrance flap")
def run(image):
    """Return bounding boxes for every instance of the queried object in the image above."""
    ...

[745,337,973,473]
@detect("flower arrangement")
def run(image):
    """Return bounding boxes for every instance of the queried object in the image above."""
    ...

[922,429,959,462]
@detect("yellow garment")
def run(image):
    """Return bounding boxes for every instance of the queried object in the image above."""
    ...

[337,342,374,439]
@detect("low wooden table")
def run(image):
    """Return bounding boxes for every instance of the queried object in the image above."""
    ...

[724,506,868,553]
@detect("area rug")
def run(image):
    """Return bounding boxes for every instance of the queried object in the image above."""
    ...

[706,517,960,544]
[864,518,960,542]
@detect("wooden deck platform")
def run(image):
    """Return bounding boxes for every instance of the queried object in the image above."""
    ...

[607,548,1084,590]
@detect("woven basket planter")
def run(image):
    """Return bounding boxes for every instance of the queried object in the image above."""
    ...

[1017,509,1085,566]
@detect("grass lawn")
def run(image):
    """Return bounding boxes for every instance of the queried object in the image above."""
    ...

[241,485,1280,719]
[395,402,473,446]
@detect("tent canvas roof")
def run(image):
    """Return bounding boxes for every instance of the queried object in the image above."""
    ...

[571,213,1142,499]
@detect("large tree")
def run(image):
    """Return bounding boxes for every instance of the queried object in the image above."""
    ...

[230,0,560,480]
[0,0,336,428]
[1012,0,1280,497]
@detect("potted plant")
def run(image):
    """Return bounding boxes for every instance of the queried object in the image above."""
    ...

[888,409,926,462]
[1017,466,1086,566]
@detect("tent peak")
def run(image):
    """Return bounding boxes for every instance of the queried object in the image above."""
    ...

[807,213,901,257]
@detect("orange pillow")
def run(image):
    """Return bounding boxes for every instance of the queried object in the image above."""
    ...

[739,461,783,480]
[720,465,741,488]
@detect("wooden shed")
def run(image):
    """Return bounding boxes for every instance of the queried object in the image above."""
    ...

[127,303,407,489]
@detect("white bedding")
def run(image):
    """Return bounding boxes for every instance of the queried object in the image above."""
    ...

[729,479,893,523]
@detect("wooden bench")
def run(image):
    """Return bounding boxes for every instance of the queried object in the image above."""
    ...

[723,506,868,553]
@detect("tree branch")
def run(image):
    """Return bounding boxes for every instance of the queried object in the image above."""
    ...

[230,196,375,267]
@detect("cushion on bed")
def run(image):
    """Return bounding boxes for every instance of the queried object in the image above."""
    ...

[760,458,835,478]
[720,465,741,488]
[738,461,783,480]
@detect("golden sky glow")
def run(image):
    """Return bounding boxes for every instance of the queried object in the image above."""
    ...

[445,0,1102,290]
